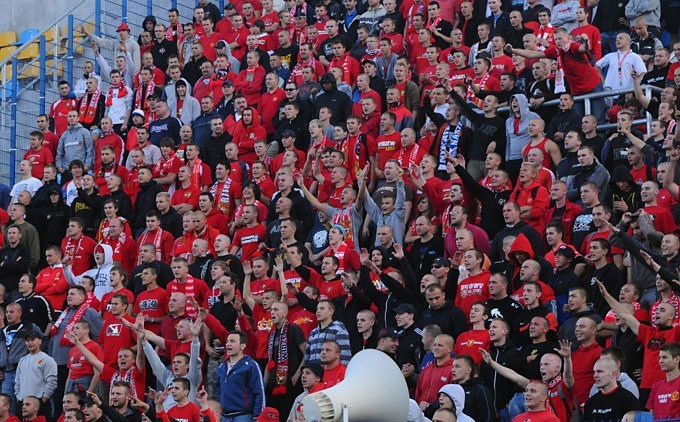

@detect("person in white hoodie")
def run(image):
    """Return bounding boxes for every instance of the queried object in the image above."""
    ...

[438,384,475,422]
[64,243,114,300]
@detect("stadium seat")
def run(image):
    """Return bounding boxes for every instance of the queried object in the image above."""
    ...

[0,46,17,62]
[46,60,63,77]
[17,44,39,60]
[18,64,39,79]
[0,66,12,84]
[43,26,61,43]
[14,28,39,45]
[0,32,17,48]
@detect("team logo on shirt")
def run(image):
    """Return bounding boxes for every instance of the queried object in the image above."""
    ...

[672,391,680,401]
[107,324,123,336]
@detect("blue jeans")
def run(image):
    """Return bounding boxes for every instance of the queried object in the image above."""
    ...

[1,370,16,414]
[221,415,253,422]
[573,83,607,125]
[507,392,527,419]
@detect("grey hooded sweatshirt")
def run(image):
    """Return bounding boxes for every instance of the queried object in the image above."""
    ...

[505,94,540,162]
[64,243,114,300]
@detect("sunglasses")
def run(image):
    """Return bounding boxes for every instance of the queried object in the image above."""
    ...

[285,88,296,91]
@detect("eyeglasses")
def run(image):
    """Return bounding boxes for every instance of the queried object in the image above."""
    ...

[285,88,296,91]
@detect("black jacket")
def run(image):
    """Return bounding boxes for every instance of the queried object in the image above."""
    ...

[70,188,103,239]
[456,164,512,239]
[133,181,164,230]
[39,194,70,248]
[128,260,174,295]
[419,300,467,340]
[159,207,183,239]
[0,243,31,292]
[480,340,521,410]
[460,377,496,422]
[315,73,352,125]
[102,190,134,222]
[490,221,544,262]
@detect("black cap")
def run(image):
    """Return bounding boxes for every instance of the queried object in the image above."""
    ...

[79,397,98,407]
[225,3,236,9]
[394,303,416,315]
[378,327,402,340]
[24,330,43,340]
[294,12,306,18]
[147,93,160,101]
[222,80,234,87]
[281,129,296,138]
[432,257,450,267]
[302,363,324,379]
[362,59,376,67]
[555,246,576,260]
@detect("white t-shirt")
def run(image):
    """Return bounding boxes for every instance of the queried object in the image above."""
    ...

[10,177,43,201]
[596,49,647,90]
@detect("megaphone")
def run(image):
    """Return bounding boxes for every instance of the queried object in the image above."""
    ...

[301,349,409,421]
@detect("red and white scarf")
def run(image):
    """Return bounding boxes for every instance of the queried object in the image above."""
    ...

[395,143,421,169]
[466,73,490,108]
[135,80,156,110]
[137,228,164,264]
[332,208,354,246]
[110,368,139,398]
[329,241,350,271]
[210,179,233,215]
[79,89,102,124]
[190,158,205,187]
[106,82,129,106]
[51,296,94,346]
[170,277,198,318]
[64,236,84,262]
[554,43,568,94]
[166,23,184,41]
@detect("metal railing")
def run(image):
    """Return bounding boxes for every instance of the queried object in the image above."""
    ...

[488,85,663,134]
[0,0,203,187]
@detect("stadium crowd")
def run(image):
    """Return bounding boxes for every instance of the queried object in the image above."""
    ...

[4,0,680,420]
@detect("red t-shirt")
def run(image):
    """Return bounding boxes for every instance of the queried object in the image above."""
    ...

[370,131,402,171]
[455,271,491,319]
[322,364,346,388]
[68,340,104,379]
[98,314,137,369]
[643,205,677,234]
[630,165,656,185]
[171,185,201,209]
[61,235,97,277]
[165,278,211,309]
[24,148,53,179]
[134,286,169,334]
[638,324,680,389]
[571,342,602,405]
[250,277,280,297]
[168,402,202,422]
[490,54,515,79]
[232,224,266,263]
[543,43,600,95]
[252,303,272,360]
[452,329,490,366]
[100,288,135,320]
[647,374,680,420]
[164,339,193,362]
[512,409,560,422]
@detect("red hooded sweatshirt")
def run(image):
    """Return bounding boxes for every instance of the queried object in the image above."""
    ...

[233,107,267,165]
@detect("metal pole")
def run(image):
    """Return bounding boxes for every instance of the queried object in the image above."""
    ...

[67,15,74,87]
[584,97,592,116]
[52,26,58,84]
[172,0,178,9]
[9,59,17,186]
[122,0,128,23]
[94,0,101,75]
[219,0,225,14]
[645,86,652,135]
[147,0,153,18]
[39,35,46,115]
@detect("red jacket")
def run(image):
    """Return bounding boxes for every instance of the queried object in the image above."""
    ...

[233,107,267,165]
[415,357,454,404]
[544,200,583,244]
[329,53,361,85]
[258,88,285,134]
[35,265,69,311]
[234,65,265,107]
[509,180,550,235]
[94,132,124,170]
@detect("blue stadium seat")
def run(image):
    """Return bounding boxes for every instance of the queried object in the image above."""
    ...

[13,28,39,46]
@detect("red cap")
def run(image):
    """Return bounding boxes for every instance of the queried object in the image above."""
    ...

[116,23,130,32]
[255,408,279,422]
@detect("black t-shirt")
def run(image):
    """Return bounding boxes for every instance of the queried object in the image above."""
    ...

[269,323,306,385]
[485,296,523,325]
[571,207,595,251]
[274,45,299,71]
[583,386,641,422]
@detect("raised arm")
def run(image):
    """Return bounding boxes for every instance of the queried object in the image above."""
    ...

[479,348,530,389]
[66,331,104,373]
[295,173,329,216]
[595,279,640,334]
[242,260,256,310]
[554,340,574,389]
[504,44,547,59]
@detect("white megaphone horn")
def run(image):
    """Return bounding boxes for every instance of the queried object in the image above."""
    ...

[301,349,410,421]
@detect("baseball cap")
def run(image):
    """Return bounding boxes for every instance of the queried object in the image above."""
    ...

[281,129,296,138]
[79,396,98,407]
[330,223,347,237]
[224,3,236,10]
[116,23,131,32]
[256,407,279,422]
[378,327,402,340]
[24,330,43,340]
[394,303,416,315]
[432,257,450,267]
[216,40,227,49]
[131,109,144,118]
[302,363,325,379]
[362,59,377,67]
[555,246,576,260]
[222,80,234,87]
